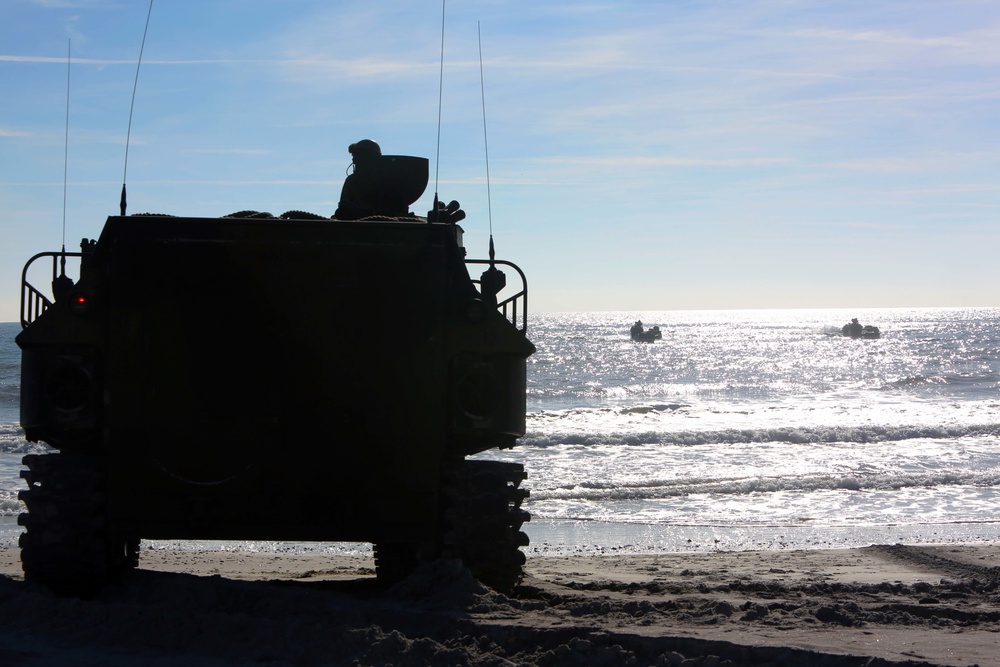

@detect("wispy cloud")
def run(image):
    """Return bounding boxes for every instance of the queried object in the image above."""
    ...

[182,149,272,156]
[773,27,974,49]
[276,57,436,82]
[0,128,30,137]
[30,0,108,7]
[829,149,1000,173]
[0,179,337,187]
[898,184,1000,195]
[537,156,789,168]
[0,54,274,65]
[0,54,437,81]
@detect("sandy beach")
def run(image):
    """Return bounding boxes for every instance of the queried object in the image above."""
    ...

[0,543,998,666]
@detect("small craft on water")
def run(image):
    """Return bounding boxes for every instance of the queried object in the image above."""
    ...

[842,318,881,339]
[630,320,662,342]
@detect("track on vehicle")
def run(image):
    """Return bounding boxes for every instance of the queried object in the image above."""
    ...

[21,453,530,596]
[375,458,530,594]
[19,452,138,598]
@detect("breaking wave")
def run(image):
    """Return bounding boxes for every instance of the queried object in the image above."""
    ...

[529,470,1000,502]
[519,422,1000,448]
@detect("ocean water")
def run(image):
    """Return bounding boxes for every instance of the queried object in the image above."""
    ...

[491,308,1000,554]
[2,308,999,556]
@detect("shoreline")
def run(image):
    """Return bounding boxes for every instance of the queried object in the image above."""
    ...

[6,515,1000,557]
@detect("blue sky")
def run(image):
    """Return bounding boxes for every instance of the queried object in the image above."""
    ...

[2,0,998,321]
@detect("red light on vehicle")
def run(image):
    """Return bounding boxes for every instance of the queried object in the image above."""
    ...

[69,293,89,315]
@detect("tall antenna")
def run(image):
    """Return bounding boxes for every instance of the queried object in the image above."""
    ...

[477,22,494,243]
[476,23,505,304]
[120,0,155,217]
[432,0,446,212]
[61,38,71,256]
[52,36,73,292]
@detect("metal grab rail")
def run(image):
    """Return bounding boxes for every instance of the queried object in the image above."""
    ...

[21,250,527,332]
[20,251,82,328]
[465,258,528,334]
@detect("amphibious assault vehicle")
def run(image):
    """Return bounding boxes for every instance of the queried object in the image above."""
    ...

[16,157,534,596]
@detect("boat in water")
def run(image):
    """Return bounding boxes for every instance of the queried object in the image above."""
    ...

[630,320,662,342]
[842,318,881,339]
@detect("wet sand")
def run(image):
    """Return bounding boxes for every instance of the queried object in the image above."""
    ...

[0,543,998,666]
